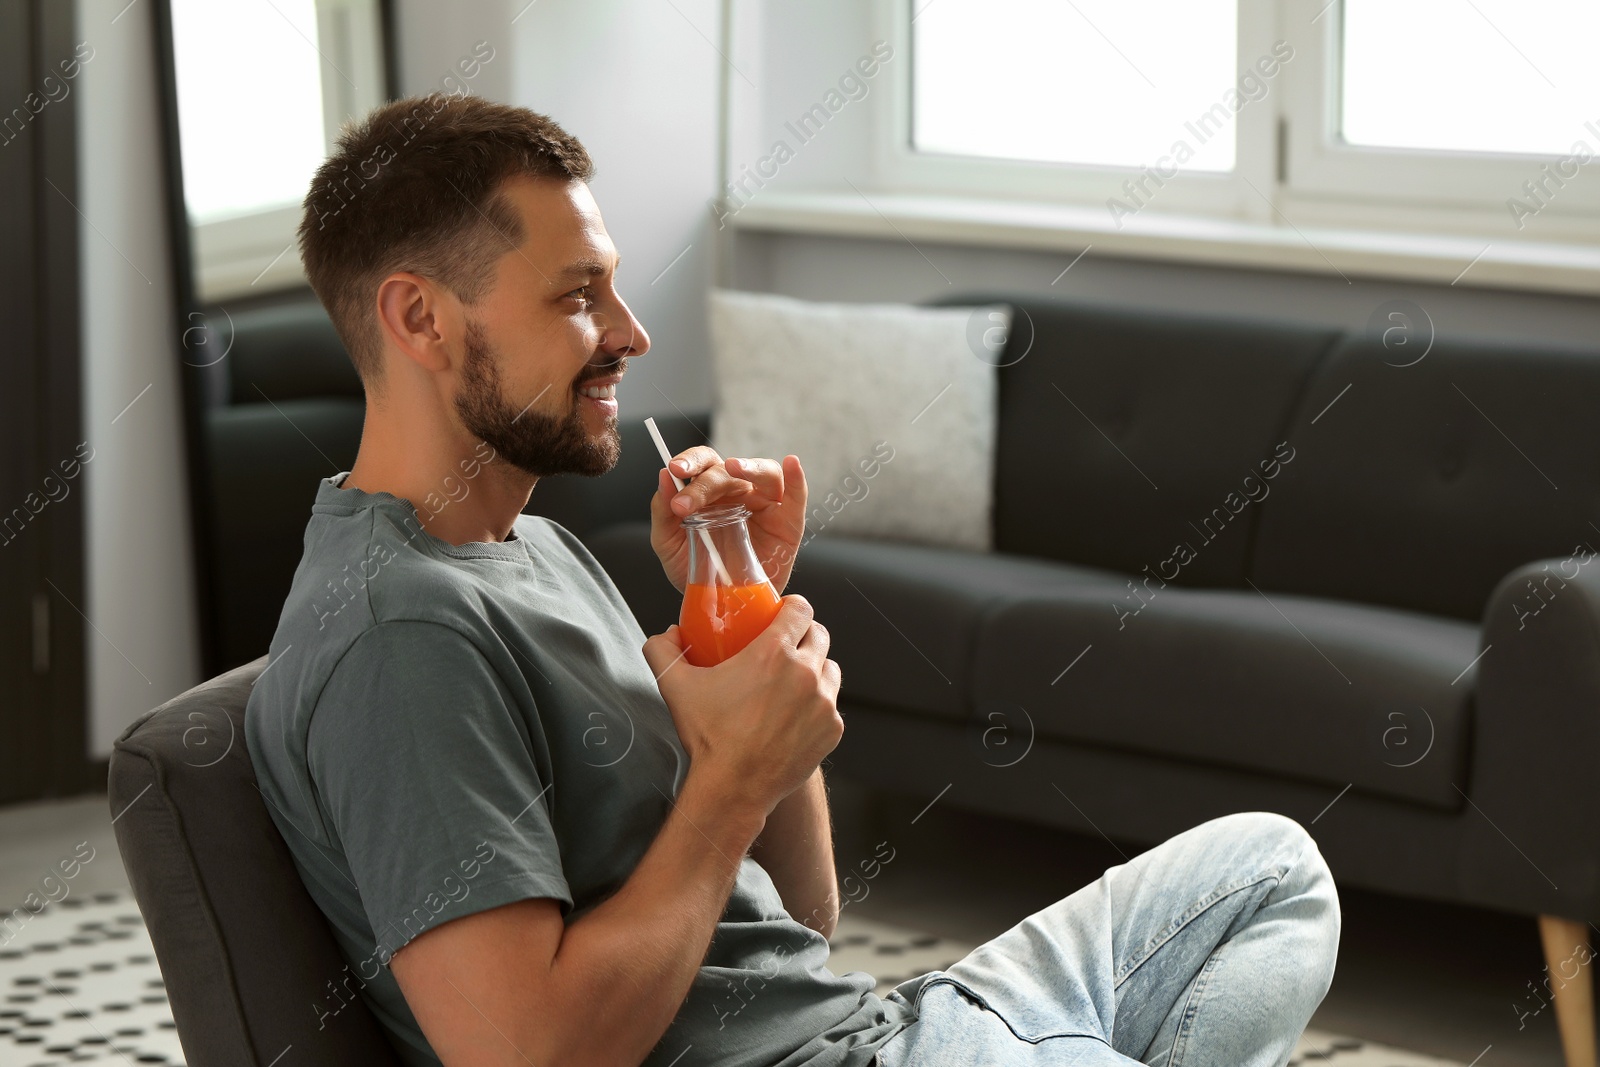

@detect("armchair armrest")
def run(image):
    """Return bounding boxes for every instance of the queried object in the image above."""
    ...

[1464,549,1600,918]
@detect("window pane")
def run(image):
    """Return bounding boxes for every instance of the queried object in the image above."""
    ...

[912,0,1239,172]
[1342,0,1600,156]
[171,0,328,223]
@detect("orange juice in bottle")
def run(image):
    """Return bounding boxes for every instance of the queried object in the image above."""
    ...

[679,504,782,666]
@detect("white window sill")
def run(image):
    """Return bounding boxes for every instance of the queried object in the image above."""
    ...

[191,205,308,304]
[727,191,1600,297]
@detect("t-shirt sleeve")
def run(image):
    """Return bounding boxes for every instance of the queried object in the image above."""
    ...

[307,620,572,962]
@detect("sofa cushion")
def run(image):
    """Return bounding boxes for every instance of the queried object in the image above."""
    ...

[937,293,1340,586]
[1252,333,1600,621]
[708,290,1001,550]
[972,585,1479,811]
[785,535,1125,719]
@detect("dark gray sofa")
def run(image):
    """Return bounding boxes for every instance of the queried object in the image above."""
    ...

[586,295,1600,932]
[202,293,1600,1007]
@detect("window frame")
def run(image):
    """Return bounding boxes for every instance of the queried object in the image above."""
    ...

[877,0,1282,224]
[183,0,388,302]
[1280,1,1600,239]
[875,0,1600,252]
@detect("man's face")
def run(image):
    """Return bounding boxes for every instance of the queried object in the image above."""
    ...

[452,176,648,478]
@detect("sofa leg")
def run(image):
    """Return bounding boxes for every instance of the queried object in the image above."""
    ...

[1540,914,1597,1067]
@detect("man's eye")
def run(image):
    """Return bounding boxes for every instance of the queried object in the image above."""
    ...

[568,285,594,305]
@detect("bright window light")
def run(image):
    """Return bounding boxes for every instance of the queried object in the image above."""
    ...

[911,0,1239,172]
[1341,0,1600,156]
[171,0,328,223]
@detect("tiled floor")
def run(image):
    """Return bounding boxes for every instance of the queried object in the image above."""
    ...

[0,796,128,912]
[0,788,1566,1066]
[0,891,183,1065]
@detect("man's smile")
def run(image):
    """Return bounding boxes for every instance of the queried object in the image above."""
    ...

[576,370,622,417]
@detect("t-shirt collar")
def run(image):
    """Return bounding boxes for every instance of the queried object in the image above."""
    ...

[317,472,531,563]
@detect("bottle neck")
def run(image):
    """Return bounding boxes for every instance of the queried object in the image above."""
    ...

[686,511,769,588]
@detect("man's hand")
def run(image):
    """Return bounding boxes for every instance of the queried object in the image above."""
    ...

[642,595,842,820]
[649,448,807,594]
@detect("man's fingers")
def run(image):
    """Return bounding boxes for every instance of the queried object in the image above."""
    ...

[650,468,676,519]
[821,657,842,699]
[671,465,754,516]
[642,626,692,679]
[796,618,831,662]
[668,445,724,480]
[649,470,682,555]
[765,595,816,647]
[725,457,785,502]
[781,455,807,508]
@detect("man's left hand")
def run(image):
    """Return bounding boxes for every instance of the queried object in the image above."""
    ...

[649,448,807,594]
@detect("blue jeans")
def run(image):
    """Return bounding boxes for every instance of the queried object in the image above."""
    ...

[871,812,1340,1066]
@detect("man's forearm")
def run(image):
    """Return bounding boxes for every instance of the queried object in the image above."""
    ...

[749,767,839,938]
[540,770,764,1067]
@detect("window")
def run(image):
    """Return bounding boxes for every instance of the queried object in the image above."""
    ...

[172,0,331,225]
[168,0,387,299]
[890,0,1600,250]
[1340,0,1600,157]
[911,0,1238,173]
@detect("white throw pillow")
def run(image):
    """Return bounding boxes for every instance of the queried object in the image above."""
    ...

[708,289,1004,552]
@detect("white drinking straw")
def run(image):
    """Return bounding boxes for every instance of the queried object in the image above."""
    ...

[645,417,733,586]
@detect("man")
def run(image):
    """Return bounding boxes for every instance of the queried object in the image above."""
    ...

[246,93,1339,1067]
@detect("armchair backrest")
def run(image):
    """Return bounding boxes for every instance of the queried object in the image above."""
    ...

[109,657,404,1066]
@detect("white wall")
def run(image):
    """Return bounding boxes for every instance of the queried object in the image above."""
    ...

[77,0,202,756]
[726,0,881,197]
[391,0,512,104]
[394,0,723,418]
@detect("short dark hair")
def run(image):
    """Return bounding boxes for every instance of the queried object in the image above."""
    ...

[298,93,594,385]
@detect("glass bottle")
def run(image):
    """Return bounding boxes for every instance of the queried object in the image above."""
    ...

[679,504,782,667]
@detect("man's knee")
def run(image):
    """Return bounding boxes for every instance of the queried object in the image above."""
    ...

[1194,813,1339,915]
[1192,811,1314,864]
[1217,810,1310,850]
[1217,812,1340,979]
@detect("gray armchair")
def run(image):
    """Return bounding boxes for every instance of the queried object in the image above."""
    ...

[108,656,404,1066]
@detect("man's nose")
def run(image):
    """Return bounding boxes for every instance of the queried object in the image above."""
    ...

[598,301,649,359]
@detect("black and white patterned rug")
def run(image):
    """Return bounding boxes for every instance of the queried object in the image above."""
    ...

[0,891,182,1066]
[0,890,1464,1067]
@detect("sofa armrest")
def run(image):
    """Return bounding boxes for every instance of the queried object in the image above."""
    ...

[522,411,709,538]
[1464,551,1600,917]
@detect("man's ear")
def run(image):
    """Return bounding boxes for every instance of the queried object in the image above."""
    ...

[374,271,459,375]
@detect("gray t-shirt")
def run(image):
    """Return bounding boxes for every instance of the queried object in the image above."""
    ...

[244,473,911,1067]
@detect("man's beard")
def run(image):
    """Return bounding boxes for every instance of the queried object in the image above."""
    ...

[454,318,622,478]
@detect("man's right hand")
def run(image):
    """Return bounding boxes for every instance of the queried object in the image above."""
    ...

[398,598,837,1067]
[642,594,843,820]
